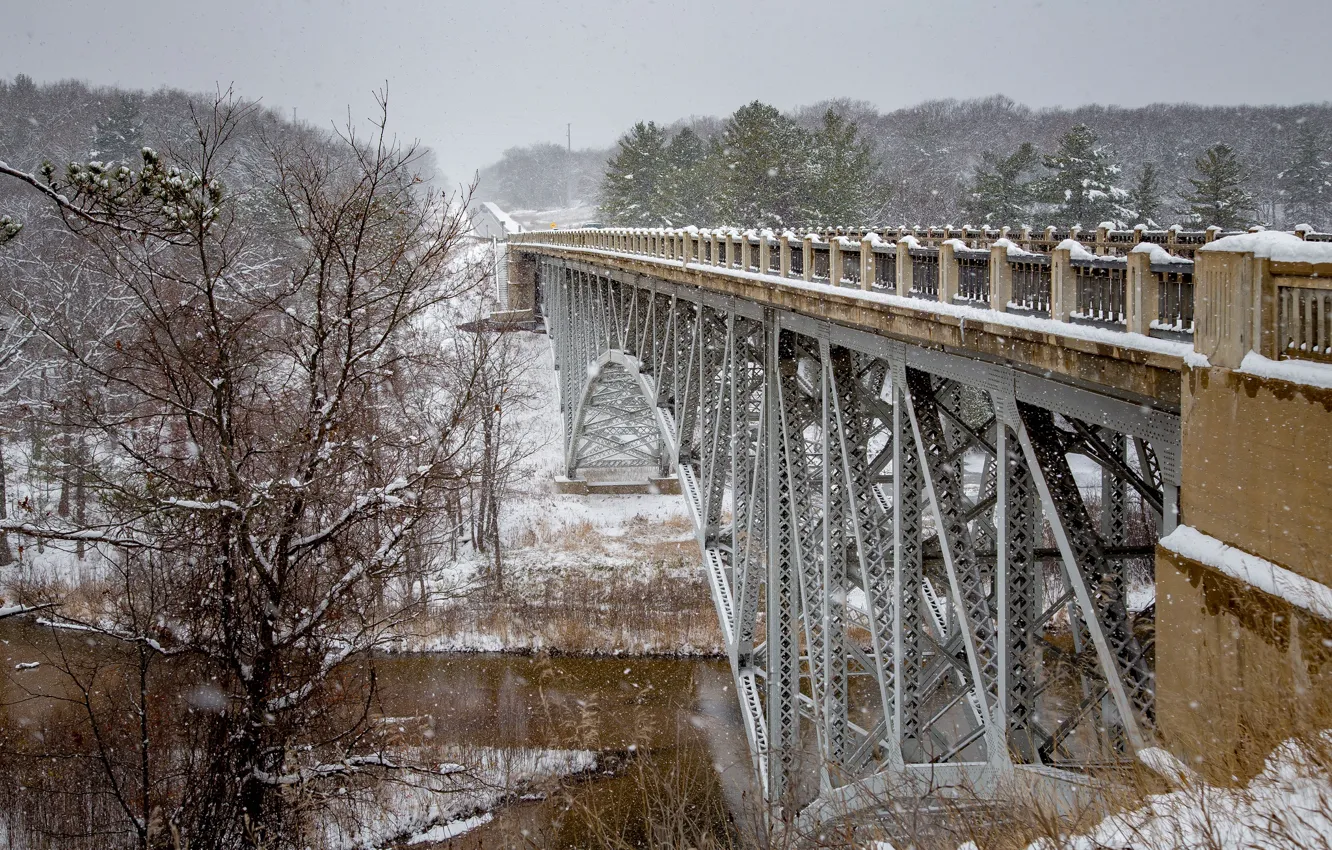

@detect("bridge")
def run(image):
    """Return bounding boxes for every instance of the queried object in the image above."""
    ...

[503,224,1332,823]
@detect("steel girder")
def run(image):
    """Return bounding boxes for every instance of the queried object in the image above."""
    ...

[535,256,1178,817]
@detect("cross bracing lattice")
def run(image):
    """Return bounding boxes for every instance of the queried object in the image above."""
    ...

[536,255,1179,821]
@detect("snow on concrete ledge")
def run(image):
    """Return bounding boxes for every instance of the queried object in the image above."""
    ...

[1200,230,1332,265]
[1239,351,1332,390]
[1160,525,1332,622]
[562,244,1193,362]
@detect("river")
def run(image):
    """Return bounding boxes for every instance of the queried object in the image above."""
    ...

[0,619,754,848]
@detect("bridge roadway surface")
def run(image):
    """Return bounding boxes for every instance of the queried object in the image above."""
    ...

[504,231,1317,829]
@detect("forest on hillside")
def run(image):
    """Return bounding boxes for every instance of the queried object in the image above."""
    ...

[478,95,1332,231]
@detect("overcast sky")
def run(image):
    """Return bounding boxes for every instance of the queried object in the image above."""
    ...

[4,0,1330,184]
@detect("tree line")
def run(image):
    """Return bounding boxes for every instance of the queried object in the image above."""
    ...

[478,95,1332,231]
[596,102,1329,231]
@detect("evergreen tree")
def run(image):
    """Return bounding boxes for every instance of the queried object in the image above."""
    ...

[1279,124,1330,229]
[93,93,143,163]
[712,101,808,229]
[963,141,1038,226]
[598,121,668,226]
[659,127,713,225]
[1183,144,1255,230]
[1036,124,1129,227]
[803,109,877,227]
[1127,163,1164,226]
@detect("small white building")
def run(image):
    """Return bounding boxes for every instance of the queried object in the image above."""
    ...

[470,202,522,240]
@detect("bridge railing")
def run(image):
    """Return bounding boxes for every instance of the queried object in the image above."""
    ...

[1192,232,1332,367]
[513,225,1332,360]
[518,225,1210,341]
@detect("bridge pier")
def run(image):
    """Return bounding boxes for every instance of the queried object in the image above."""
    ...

[1155,235,1332,774]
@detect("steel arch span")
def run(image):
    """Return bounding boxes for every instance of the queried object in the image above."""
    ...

[540,255,1180,821]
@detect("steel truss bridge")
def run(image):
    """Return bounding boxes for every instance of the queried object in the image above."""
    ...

[520,237,1187,823]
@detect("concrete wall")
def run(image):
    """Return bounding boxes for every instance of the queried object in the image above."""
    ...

[1157,362,1332,772]
[1157,545,1332,778]
[1180,365,1332,586]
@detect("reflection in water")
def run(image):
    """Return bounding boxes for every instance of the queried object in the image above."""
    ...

[371,653,756,847]
[0,619,753,848]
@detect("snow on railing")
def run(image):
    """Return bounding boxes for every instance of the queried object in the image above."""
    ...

[511,225,1332,370]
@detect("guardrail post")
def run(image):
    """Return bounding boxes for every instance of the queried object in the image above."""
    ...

[939,240,959,303]
[1095,223,1111,255]
[759,232,772,274]
[1051,244,1074,322]
[829,238,844,286]
[989,244,1012,312]
[860,234,876,291]
[709,231,721,267]
[741,231,753,271]
[779,233,792,278]
[802,234,815,282]
[1195,245,1262,368]
[682,229,695,265]
[1126,247,1158,336]
[896,238,913,297]
[1019,226,1033,251]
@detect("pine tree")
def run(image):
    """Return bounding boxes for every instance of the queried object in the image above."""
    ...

[1036,124,1129,227]
[1183,144,1255,230]
[1127,163,1164,226]
[94,93,143,164]
[598,121,668,226]
[963,141,1038,226]
[659,127,713,225]
[712,101,808,229]
[802,109,877,227]
[1279,124,1330,229]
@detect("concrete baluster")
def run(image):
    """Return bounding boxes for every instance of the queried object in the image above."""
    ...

[1095,223,1110,256]
[829,238,844,286]
[779,233,793,279]
[759,231,772,275]
[1051,244,1074,322]
[1126,247,1158,336]
[802,234,815,282]
[989,244,1012,312]
[896,237,913,297]
[741,230,753,272]
[710,231,721,267]
[939,240,959,303]
[860,234,876,291]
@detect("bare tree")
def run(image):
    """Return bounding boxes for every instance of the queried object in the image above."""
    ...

[0,90,496,848]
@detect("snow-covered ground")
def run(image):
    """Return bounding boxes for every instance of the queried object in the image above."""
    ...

[397,329,721,656]
[328,744,598,849]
